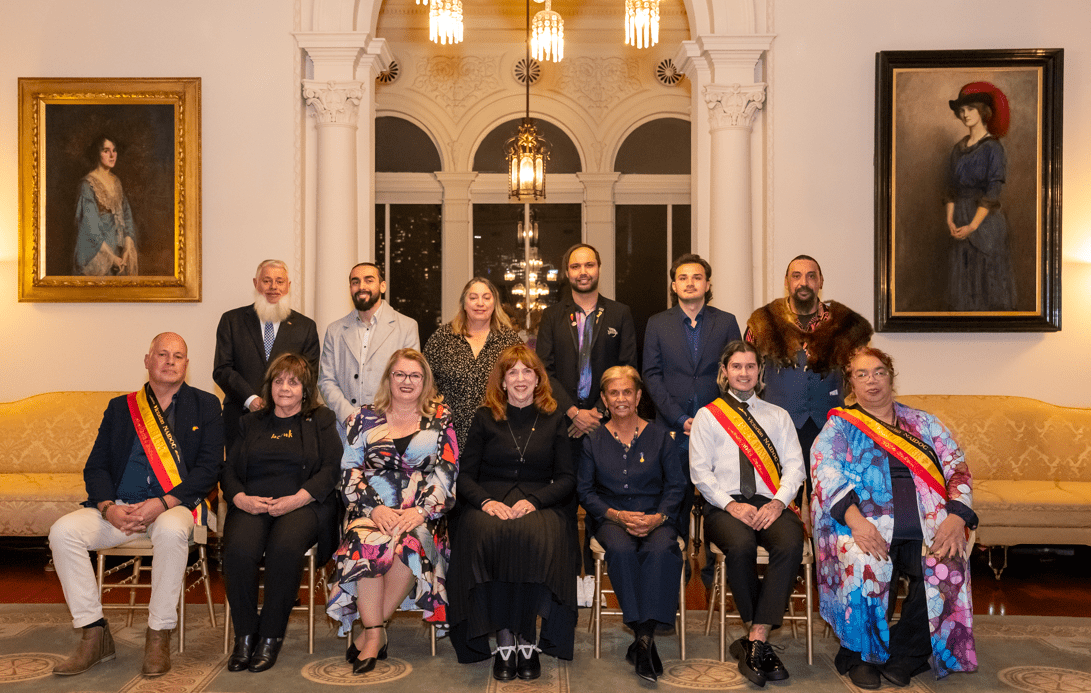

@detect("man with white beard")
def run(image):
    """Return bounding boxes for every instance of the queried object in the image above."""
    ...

[213,259,320,451]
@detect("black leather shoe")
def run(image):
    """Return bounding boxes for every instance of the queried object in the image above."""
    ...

[633,636,657,682]
[649,638,663,676]
[848,663,881,690]
[760,643,790,681]
[729,636,748,662]
[228,634,256,672]
[738,639,768,687]
[879,658,930,687]
[517,646,541,681]
[625,639,638,665]
[492,646,516,681]
[247,637,283,673]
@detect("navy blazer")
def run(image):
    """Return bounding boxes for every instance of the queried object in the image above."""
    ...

[642,305,741,432]
[213,305,320,449]
[83,383,224,510]
[535,294,638,415]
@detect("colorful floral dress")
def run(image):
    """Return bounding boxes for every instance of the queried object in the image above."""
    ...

[811,401,977,678]
[325,404,458,635]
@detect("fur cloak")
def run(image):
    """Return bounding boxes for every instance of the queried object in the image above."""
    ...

[747,299,873,374]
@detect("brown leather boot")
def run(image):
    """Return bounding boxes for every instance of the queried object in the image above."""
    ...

[53,622,116,675]
[141,627,173,677]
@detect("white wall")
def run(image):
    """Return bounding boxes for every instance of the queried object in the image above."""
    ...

[0,0,302,400]
[770,0,1091,406]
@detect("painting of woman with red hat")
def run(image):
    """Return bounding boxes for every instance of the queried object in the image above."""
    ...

[944,81,1017,311]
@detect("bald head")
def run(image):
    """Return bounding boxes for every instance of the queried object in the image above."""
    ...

[145,333,189,390]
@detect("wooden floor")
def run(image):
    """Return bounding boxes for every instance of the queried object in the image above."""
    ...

[2,538,1089,617]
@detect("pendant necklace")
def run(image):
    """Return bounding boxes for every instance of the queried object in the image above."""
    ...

[611,424,641,454]
[506,412,540,463]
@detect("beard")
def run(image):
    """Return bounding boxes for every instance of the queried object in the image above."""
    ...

[791,287,818,311]
[571,276,599,295]
[254,290,292,323]
[352,290,380,313]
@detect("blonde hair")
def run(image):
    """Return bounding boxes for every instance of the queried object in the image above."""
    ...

[450,277,513,336]
[600,365,643,393]
[372,348,441,418]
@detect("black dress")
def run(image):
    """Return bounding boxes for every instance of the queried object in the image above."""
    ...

[448,403,577,662]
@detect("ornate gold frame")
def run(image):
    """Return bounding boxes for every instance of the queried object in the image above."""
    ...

[18,77,201,302]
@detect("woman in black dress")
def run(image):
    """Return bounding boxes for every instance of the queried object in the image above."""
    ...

[221,353,342,673]
[448,343,576,682]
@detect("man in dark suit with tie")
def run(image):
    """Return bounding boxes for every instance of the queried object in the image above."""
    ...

[213,259,320,450]
[642,254,741,577]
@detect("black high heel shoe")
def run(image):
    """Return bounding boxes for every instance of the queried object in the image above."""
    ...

[347,620,389,662]
[352,625,386,675]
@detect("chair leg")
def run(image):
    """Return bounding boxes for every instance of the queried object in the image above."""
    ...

[307,552,316,655]
[198,546,216,628]
[788,581,799,639]
[718,556,726,663]
[223,597,232,655]
[704,559,718,636]
[678,563,687,661]
[127,557,143,628]
[430,623,437,656]
[804,562,814,665]
[592,556,603,659]
[178,579,186,654]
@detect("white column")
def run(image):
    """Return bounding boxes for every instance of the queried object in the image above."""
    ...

[704,83,766,322]
[435,172,479,318]
[302,79,364,332]
[577,173,621,297]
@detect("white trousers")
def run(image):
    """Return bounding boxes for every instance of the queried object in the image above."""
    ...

[48,505,193,630]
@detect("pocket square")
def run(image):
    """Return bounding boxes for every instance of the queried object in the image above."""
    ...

[192,426,199,431]
[607,327,618,337]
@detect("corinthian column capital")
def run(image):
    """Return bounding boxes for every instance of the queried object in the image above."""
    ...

[703,83,767,131]
[302,80,364,125]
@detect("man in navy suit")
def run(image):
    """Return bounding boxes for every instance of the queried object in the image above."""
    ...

[643,254,740,579]
[213,260,320,451]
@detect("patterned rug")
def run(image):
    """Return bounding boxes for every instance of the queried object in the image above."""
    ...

[2,606,1089,692]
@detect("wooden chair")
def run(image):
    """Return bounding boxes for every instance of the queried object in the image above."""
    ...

[222,543,327,654]
[703,496,815,665]
[95,527,216,654]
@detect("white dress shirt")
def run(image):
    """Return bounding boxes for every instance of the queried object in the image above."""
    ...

[689,392,806,510]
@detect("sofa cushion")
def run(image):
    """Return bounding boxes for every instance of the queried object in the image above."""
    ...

[0,473,86,536]
[0,392,123,474]
[974,480,1091,529]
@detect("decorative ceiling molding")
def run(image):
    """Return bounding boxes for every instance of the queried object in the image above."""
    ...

[412,55,501,120]
[557,56,641,117]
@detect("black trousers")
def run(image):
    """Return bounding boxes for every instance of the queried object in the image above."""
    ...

[703,496,804,628]
[838,539,932,669]
[223,506,320,638]
[596,523,683,627]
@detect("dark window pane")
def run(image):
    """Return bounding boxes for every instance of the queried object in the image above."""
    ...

[376,117,442,172]
[473,119,582,174]
[614,118,691,174]
[473,203,581,336]
[375,205,386,265]
[672,205,691,260]
[382,204,443,345]
[615,205,669,372]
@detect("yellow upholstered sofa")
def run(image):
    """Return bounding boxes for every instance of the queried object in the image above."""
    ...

[899,394,1091,576]
[0,392,123,536]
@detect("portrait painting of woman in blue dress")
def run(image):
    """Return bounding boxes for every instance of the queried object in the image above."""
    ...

[944,82,1016,311]
[74,134,139,276]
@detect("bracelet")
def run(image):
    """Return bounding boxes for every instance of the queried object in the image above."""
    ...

[481,498,494,509]
[157,497,169,511]
[100,501,115,520]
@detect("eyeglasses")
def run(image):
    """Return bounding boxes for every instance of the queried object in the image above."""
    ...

[851,368,890,382]
[390,371,423,384]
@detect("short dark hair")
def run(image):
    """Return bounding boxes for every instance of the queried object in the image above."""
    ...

[785,254,823,279]
[260,353,320,417]
[561,243,601,272]
[350,262,385,281]
[843,346,898,398]
[669,253,713,306]
[716,340,764,395]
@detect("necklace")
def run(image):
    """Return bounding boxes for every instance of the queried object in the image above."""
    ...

[505,411,540,463]
[610,423,641,453]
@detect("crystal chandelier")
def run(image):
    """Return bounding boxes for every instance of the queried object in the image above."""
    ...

[531,0,564,63]
[416,0,463,46]
[625,0,660,49]
[506,0,550,200]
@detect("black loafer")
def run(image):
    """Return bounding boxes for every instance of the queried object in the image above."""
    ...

[848,663,881,690]
[517,647,541,681]
[247,637,283,673]
[761,643,790,681]
[493,647,516,681]
[633,635,657,682]
[649,638,663,676]
[739,639,768,687]
[227,634,256,672]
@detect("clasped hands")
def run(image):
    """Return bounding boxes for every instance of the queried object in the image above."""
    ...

[726,499,784,531]
[611,510,664,537]
[482,499,536,520]
[369,504,426,535]
[234,490,313,517]
[103,495,178,535]
[567,407,603,438]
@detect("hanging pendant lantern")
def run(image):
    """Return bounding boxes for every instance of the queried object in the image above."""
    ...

[417,0,464,46]
[625,0,660,49]
[531,0,564,63]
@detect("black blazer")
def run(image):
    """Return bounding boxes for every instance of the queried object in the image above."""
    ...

[213,305,320,449]
[221,406,343,563]
[83,383,224,510]
[642,305,741,431]
[535,294,638,415]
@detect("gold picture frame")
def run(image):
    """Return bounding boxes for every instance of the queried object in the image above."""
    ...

[18,77,201,302]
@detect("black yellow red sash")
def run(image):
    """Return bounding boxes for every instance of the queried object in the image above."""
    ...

[126,385,209,525]
[704,397,782,493]
[828,405,947,498]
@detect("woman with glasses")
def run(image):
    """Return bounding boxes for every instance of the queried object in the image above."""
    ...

[812,347,977,690]
[326,348,458,675]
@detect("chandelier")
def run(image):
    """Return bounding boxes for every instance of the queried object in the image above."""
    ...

[531,0,564,63]
[625,0,660,49]
[417,0,463,46]
[506,0,550,200]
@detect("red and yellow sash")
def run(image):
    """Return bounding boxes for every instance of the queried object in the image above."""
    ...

[828,405,947,498]
[127,385,209,525]
[704,397,782,493]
